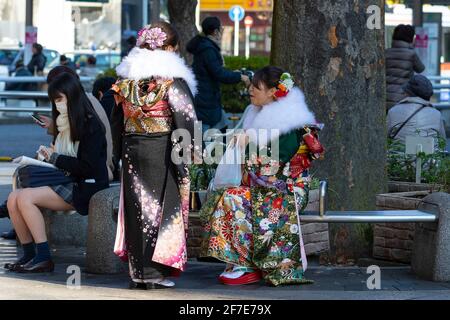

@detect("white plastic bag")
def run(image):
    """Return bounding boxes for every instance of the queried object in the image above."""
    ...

[212,139,243,190]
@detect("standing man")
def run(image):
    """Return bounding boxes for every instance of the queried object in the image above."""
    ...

[187,17,250,132]
[27,43,47,76]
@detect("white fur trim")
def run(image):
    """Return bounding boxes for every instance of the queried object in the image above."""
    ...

[242,87,316,146]
[116,47,198,95]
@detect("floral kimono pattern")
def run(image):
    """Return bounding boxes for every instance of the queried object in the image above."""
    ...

[112,76,197,282]
[200,127,323,286]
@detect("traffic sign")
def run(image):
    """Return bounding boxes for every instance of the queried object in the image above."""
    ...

[244,16,254,27]
[229,5,245,22]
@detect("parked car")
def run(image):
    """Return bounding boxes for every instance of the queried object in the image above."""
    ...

[0,47,60,75]
[48,51,121,75]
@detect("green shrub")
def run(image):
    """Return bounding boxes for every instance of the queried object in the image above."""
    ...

[189,163,217,191]
[387,135,449,192]
[221,56,270,113]
[96,68,117,80]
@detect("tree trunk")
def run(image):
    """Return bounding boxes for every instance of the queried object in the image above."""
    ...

[271,0,387,261]
[168,0,198,64]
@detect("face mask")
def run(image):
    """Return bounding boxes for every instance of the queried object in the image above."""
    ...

[55,102,68,114]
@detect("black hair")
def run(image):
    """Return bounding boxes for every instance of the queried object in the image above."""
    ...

[126,36,136,46]
[393,24,415,43]
[48,73,102,143]
[201,17,221,36]
[251,66,285,90]
[92,77,116,100]
[87,55,96,65]
[32,43,43,54]
[60,55,68,62]
[47,65,79,83]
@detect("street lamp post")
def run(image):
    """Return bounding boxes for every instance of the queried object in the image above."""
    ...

[244,16,253,59]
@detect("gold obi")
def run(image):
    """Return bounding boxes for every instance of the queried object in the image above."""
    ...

[113,78,174,134]
[124,117,172,134]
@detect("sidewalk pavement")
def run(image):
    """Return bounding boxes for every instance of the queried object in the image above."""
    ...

[1,237,450,300]
[1,167,450,300]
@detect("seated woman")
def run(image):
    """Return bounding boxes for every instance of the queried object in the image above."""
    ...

[4,72,109,273]
[199,66,324,286]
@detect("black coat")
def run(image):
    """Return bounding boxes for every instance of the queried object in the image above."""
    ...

[99,89,116,120]
[186,35,241,126]
[27,53,47,75]
[53,113,109,215]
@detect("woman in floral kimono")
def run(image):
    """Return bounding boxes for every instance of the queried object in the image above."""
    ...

[200,66,324,286]
[111,22,198,289]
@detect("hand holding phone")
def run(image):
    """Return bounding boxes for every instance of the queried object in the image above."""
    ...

[31,115,46,126]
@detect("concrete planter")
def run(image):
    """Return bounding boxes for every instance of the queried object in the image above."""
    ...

[187,188,330,258]
[388,181,443,193]
[373,190,432,264]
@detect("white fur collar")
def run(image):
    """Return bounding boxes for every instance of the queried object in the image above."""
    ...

[242,87,316,146]
[116,47,197,95]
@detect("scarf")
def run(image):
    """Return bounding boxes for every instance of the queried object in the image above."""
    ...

[54,102,79,157]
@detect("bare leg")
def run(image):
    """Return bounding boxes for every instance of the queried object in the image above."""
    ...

[16,187,74,244]
[7,190,33,244]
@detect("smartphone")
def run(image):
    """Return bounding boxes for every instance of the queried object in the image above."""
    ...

[31,114,45,126]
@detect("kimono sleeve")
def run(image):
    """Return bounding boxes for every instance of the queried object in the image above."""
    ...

[168,79,201,177]
[278,131,301,164]
[110,95,124,168]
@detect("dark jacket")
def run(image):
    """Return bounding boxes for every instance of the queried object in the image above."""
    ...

[386,40,425,110]
[51,113,109,215]
[100,89,116,120]
[5,67,37,91]
[186,35,241,126]
[27,53,47,75]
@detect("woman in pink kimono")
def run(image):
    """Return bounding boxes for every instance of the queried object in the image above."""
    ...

[111,22,198,289]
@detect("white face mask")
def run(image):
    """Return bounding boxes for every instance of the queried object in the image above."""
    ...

[55,102,68,114]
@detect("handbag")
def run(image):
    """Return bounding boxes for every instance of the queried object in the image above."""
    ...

[212,139,243,190]
[17,165,74,188]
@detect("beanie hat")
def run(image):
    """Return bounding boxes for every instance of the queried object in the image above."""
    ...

[402,74,434,101]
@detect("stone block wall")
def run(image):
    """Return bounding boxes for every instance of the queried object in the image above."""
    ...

[373,190,429,263]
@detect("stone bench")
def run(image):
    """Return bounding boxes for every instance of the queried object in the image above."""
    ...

[304,181,450,282]
[411,192,450,282]
[85,185,127,274]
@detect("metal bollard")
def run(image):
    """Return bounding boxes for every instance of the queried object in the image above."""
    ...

[319,180,327,217]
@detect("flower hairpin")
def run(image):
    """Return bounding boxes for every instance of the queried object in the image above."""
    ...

[274,72,294,98]
[137,26,167,50]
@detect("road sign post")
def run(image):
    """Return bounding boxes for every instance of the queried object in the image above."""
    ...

[229,5,245,56]
[405,136,435,183]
